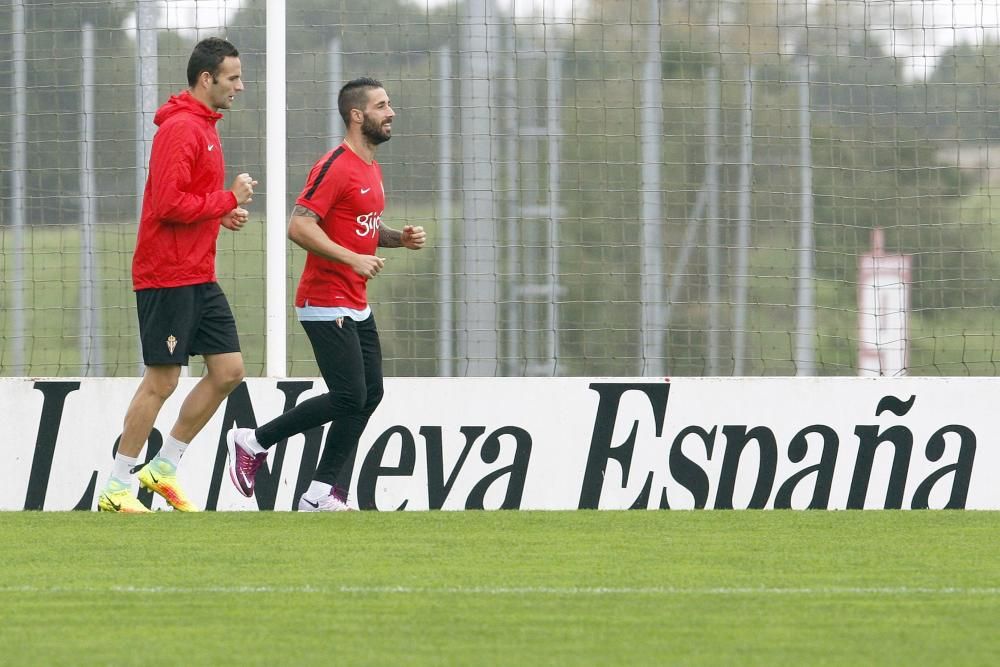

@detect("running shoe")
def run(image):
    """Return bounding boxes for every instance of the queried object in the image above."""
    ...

[97,479,151,513]
[298,486,354,512]
[137,458,199,512]
[226,427,268,498]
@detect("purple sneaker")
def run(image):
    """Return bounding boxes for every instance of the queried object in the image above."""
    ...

[298,485,354,512]
[226,427,268,498]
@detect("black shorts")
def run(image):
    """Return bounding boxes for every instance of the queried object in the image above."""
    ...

[135,282,241,366]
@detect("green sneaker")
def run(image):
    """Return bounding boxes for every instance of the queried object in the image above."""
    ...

[97,478,151,513]
[137,458,199,512]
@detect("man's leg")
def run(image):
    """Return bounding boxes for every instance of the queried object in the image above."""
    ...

[119,365,182,457]
[227,318,374,502]
[139,280,244,511]
[171,352,245,444]
[98,364,180,513]
[172,283,244,447]
[232,319,366,457]
[133,352,245,512]
[306,315,383,509]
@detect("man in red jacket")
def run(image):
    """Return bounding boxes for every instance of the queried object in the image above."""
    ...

[98,37,257,513]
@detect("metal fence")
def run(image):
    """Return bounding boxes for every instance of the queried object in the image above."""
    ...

[3,0,1000,377]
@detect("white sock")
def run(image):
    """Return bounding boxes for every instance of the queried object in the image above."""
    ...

[244,429,267,455]
[112,453,138,484]
[158,435,189,467]
[305,481,332,500]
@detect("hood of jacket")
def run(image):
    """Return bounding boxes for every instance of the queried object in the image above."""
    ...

[153,90,223,127]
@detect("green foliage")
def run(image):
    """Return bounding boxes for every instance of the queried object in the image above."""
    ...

[927,40,1000,140]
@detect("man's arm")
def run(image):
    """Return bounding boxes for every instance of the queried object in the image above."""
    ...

[288,205,385,279]
[378,224,426,250]
[149,125,255,224]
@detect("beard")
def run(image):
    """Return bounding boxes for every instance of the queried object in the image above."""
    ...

[361,112,391,145]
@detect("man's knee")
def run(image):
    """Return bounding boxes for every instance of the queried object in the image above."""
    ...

[140,366,181,401]
[216,366,245,393]
[207,354,245,393]
[327,386,367,415]
[364,385,384,414]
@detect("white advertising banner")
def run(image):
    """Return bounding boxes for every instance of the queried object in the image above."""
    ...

[1,377,994,511]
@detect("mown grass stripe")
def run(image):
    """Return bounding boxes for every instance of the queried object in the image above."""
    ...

[2,584,999,596]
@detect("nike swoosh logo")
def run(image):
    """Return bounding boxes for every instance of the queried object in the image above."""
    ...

[301,498,319,509]
[208,144,215,151]
[360,187,371,194]
[149,470,160,484]
[239,469,253,488]
[105,495,121,511]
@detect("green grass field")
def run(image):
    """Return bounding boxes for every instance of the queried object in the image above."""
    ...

[1,511,998,665]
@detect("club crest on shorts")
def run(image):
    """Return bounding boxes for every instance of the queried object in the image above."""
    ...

[166,335,178,355]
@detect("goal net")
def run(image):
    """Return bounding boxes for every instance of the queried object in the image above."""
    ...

[2,0,999,377]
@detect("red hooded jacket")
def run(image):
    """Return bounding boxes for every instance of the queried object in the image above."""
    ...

[131,91,238,290]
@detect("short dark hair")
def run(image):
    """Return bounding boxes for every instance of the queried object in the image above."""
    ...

[338,77,384,126]
[187,37,239,87]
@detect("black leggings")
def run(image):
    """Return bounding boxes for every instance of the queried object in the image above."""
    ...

[255,314,384,486]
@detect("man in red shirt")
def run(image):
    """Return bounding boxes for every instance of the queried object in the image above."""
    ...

[98,37,257,513]
[226,77,425,510]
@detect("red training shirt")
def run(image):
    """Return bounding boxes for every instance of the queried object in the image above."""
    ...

[294,143,385,310]
[131,91,238,290]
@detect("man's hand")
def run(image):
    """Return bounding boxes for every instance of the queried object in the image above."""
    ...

[351,254,386,279]
[402,225,426,250]
[230,173,258,205]
[222,207,250,231]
